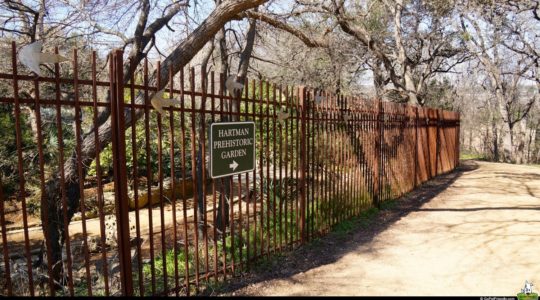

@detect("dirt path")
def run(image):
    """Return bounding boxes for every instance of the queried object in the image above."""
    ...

[222,161,540,296]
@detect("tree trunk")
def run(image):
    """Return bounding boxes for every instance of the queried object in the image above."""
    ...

[508,122,515,163]
[492,121,499,162]
[215,10,258,233]
[215,7,231,232]
[469,128,473,153]
[404,71,419,105]
[372,60,385,99]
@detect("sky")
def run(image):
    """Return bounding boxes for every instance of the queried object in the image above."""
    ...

[1,0,537,92]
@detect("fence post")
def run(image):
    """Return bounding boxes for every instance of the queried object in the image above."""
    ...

[299,86,307,243]
[110,49,134,296]
[373,99,383,209]
[414,106,419,188]
[457,112,461,168]
[435,109,441,176]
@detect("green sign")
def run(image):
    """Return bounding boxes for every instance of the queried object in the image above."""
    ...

[210,122,256,178]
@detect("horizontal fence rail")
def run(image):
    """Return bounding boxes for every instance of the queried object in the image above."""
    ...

[0,43,460,296]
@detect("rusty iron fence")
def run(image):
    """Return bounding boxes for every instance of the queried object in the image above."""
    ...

[0,44,460,296]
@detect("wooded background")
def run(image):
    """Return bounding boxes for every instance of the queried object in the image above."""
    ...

[0,0,538,296]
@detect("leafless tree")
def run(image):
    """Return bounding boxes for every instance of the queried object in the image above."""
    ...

[459,2,538,163]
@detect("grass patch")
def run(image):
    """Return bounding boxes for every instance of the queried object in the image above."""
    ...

[380,199,398,210]
[209,196,398,295]
[460,151,487,160]
[132,188,397,295]
[250,252,286,273]
[331,199,396,238]
[133,229,251,296]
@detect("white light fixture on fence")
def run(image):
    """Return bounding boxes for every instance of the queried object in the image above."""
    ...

[151,89,177,114]
[277,107,289,126]
[314,94,324,104]
[225,75,244,95]
[18,41,69,76]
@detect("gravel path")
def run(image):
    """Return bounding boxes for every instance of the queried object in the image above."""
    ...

[221,161,540,296]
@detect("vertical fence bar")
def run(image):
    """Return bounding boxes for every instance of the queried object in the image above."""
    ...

[264,81,271,255]
[93,52,110,296]
[331,96,337,226]
[294,87,300,244]
[321,91,332,231]
[167,65,180,295]
[32,49,55,295]
[142,58,156,295]
[53,46,75,295]
[435,109,441,176]
[229,96,235,273]
[310,90,317,238]
[317,92,324,234]
[373,99,382,209]
[179,69,190,295]
[271,84,278,250]
[324,92,330,231]
[317,92,323,233]
[113,50,134,295]
[243,77,251,268]
[219,73,227,280]
[11,41,35,296]
[130,62,144,296]
[258,79,265,256]
[210,71,219,280]
[354,106,360,215]
[426,109,432,180]
[307,90,312,238]
[155,61,168,294]
[369,102,376,209]
[0,175,12,296]
[457,113,461,167]
[299,87,307,243]
[72,48,93,296]
[188,67,200,290]
[344,95,349,221]
[414,107,419,187]
[110,50,133,296]
[249,78,256,263]
[283,85,290,247]
[200,67,210,281]
[277,84,283,250]
[337,95,344,223]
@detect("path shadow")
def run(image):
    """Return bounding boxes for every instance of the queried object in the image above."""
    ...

[214,160,479,295]
[417,206,540,212]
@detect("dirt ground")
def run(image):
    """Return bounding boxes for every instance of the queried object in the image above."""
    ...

[219,160,540,296]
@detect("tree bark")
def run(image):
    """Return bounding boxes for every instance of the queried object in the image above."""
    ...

[215,9,258,232]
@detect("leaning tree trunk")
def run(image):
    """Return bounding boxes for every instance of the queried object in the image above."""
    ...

[214,10,257,233]
[194,40,216,237]
[214,14,231,232]
[41,0,267,284]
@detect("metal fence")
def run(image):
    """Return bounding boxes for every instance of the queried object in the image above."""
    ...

[0,44,460,296]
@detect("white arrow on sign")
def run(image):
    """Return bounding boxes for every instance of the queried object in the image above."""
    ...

[229,160,239,171]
